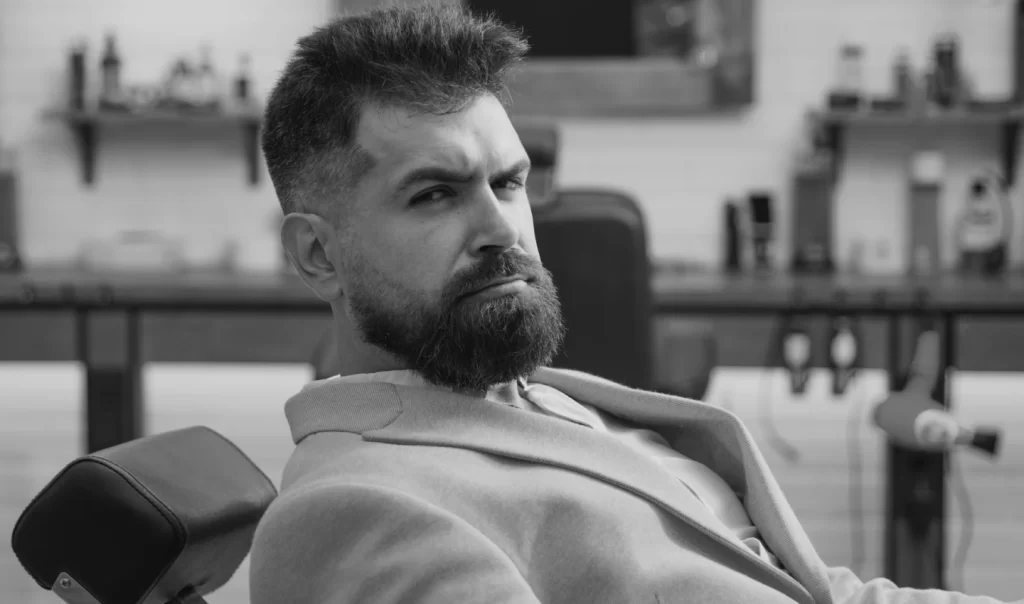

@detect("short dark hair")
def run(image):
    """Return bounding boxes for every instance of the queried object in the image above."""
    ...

[261,3,530,219]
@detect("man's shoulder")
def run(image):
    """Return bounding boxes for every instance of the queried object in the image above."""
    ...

[280,431,403,493]
[256,435,504,559]
[261,437,438,537]
[279,430,492,502]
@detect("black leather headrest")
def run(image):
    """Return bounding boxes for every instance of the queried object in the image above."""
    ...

[11,426,277,604]
[512,120,559,207]
[513,119,558,168]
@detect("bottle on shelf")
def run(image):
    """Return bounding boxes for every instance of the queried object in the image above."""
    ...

[747,192,775,272]
[722,199,742,273]
[847,239,865,274]
[234,53,253,108]
[164,58,194,109]
[790,165,834,273]
[68,40,88,111]
[930,33,962,109]
[892,49,914,108]
[99,32,122,111]
[196,44,222,111]
[955,169,1011,275]
[906,151,944,275]
[789,115,834,273]
[0,147,21,273]
[828,43,865,110]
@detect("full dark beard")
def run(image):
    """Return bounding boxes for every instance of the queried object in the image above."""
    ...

[348,251,566,394]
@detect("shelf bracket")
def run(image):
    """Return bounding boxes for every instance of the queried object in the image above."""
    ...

[1002,119,1020,188]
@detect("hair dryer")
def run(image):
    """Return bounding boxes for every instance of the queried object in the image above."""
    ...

[872,331,1001,457]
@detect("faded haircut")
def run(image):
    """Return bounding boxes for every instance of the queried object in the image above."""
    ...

[261,3,530,222]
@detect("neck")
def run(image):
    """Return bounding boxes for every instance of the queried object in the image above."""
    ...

[332,311,406,377]
[478,380,528,409]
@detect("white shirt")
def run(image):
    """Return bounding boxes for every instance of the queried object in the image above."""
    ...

[328,370,784,570]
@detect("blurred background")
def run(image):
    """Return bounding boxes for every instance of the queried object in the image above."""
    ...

[3,0,1024,602]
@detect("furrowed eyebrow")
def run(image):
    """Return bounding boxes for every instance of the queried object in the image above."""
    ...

[394,157,531,193]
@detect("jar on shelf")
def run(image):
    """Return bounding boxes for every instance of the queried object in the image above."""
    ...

[892,49,914,104]
[835,44,865,97]
[931,33,961,108]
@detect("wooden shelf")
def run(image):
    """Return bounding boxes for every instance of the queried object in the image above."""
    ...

[809,106,1024,186]
[812,107,1022,126]
[43,108,264,186]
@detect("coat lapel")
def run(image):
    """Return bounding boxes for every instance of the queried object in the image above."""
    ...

[364,382,729,543]
[529,367,835,604]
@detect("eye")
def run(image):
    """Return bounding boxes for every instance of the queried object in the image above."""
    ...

[495,176,526,191]
[410,188,452,206]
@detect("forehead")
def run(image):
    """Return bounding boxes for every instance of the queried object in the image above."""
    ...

[354,95,526,181]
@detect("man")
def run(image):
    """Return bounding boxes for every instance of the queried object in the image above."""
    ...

[249,5,1014,603]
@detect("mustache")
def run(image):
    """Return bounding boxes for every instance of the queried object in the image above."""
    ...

[449,251,544,301]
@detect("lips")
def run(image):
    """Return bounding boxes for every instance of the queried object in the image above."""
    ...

[465,274,528,297]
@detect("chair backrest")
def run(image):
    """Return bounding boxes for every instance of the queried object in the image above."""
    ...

[11,426,276,604]
[533,188,653,390]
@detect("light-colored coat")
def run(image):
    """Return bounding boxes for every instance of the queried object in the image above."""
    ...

[250,367,1012,603]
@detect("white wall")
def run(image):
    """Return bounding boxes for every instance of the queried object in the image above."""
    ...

[0,0,1018,269]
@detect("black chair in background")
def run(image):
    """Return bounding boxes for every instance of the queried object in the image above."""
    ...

[532,187,653,390]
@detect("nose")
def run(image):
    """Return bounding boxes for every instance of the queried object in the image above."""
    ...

[468,190,521,257]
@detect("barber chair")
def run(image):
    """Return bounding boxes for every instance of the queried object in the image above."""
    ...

[531,188,653,389]
[10,426,276,604]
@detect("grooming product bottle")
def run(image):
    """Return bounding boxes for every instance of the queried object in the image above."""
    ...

[790,155,834,273]
[907,151,944,275]
[892,49,914,106]
[956,170,1011,274]
[99,32,122,109]
[931,33,961,108]
[838,45,864,95]
[0,148,21,272]
[68,41,87,110]
[723,200,742,272]
[234,53,252,105]
[748,192,775,271]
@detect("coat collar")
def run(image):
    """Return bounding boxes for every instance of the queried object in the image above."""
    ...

[285,366,832,604]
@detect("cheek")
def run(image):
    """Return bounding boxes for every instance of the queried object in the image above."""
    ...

[345,250,422,314]
[519,231,541,259]
[365,225,454,298]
